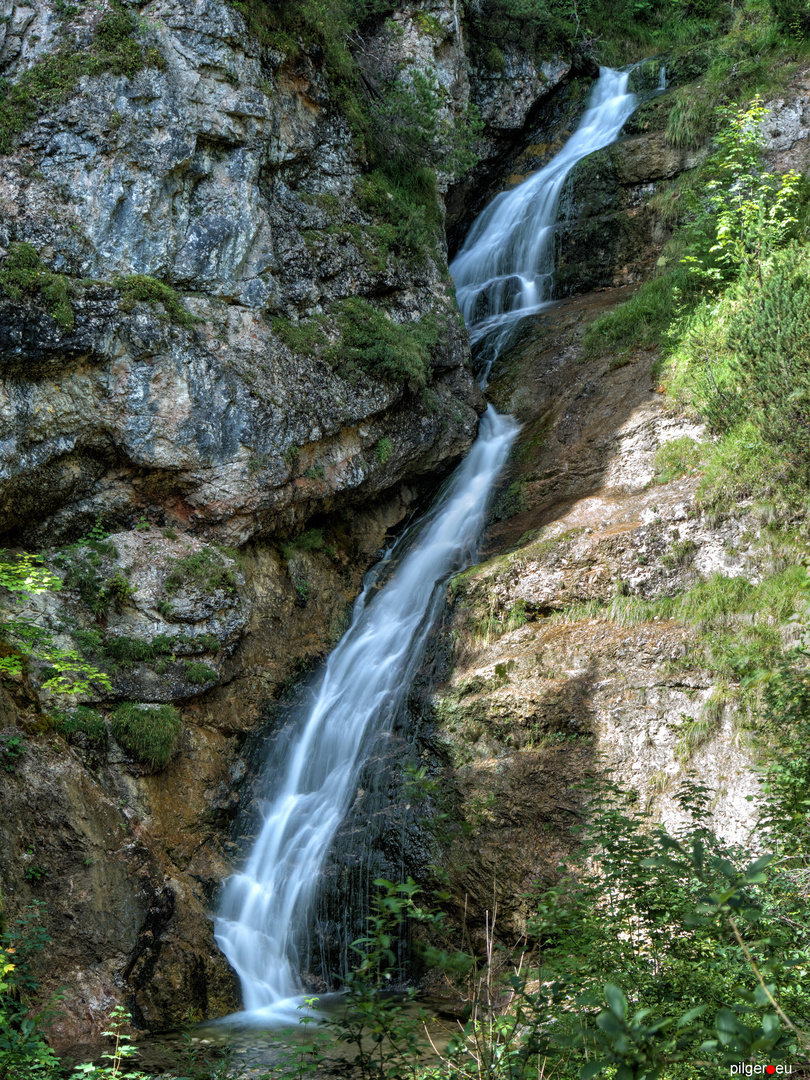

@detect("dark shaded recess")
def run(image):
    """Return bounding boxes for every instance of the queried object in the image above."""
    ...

[123,886,178,1026]
[0,438,119,536]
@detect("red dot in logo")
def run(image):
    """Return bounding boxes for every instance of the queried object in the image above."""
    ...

[766,1067,776,1075]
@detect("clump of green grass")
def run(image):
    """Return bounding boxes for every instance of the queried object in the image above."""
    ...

[0,242,73,328]
[583,274,686,358]
[356,165,441,265]
[375,437,392,465]
[184,661,217,685]
[653,437,705,485]
[557,566,808,692]
[114,274,197,326]
[104,635,157,668]
[165,547,238,594]
[110,702,181,770]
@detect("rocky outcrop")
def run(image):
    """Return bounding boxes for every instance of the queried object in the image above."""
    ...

[0,0,484,548]
[417,291,772,948]
[554,129,706,294]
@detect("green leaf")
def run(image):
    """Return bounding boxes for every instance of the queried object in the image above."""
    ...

[605,983,628,1020]
[677,1005,707,1027]
[580,1060,609,1080]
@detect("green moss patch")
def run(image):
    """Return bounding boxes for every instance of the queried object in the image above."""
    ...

[0,242,73,328]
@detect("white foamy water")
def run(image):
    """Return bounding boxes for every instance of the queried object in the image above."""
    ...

[450,67,636,376]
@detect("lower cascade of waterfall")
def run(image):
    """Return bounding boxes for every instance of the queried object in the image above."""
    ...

[214,65,638,1027]
[214,407,518,1025]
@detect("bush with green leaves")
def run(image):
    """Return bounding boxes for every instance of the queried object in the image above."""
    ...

[0,550,111,697]
[327,298,440,388]
[110,702,181,770]
[0,905,61,1080]
[768,0,810,35]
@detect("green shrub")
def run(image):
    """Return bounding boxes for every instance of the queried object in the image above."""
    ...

[0,242,74,328]
[695,421,795,512]
[357,166,441,263]
[271,316,327,354]
[165,547,238,594]
[104,635,156,668]
[724,248,810,476]
[110,702,181,769]
[767,0,810,36]
[327,298,440,388]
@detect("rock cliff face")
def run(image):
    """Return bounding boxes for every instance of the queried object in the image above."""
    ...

[417,292,769,950]
[0,0,484,549]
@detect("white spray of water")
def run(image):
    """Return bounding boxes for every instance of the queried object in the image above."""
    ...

[215,66,637,1027]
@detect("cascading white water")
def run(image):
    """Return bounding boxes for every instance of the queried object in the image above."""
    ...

[450,67,636,376]
[215,66,637,1027]
[215,407,518,1025]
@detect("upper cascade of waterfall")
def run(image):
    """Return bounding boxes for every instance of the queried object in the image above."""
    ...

[450,67,637,375]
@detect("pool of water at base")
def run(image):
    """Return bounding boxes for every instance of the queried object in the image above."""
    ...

[135,996,461,1077]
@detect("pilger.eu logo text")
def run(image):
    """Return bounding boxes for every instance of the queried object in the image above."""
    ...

[730,1065,794,1075]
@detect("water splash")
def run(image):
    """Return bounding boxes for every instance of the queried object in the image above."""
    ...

[215,65,637,1028]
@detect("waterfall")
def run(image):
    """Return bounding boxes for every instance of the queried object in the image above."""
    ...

[450,67,636,377]
[214,66,636,1027]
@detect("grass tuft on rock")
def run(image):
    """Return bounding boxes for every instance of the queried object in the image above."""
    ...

[165,547,238,595]
[110,702,181,770]
[0,242,74,328]
[114,274,197,326]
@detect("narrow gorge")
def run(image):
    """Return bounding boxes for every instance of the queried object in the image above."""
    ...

[1,0,810,1076]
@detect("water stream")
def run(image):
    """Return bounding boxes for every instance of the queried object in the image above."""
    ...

[451,67,637,379]
[214,65,638,1028]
